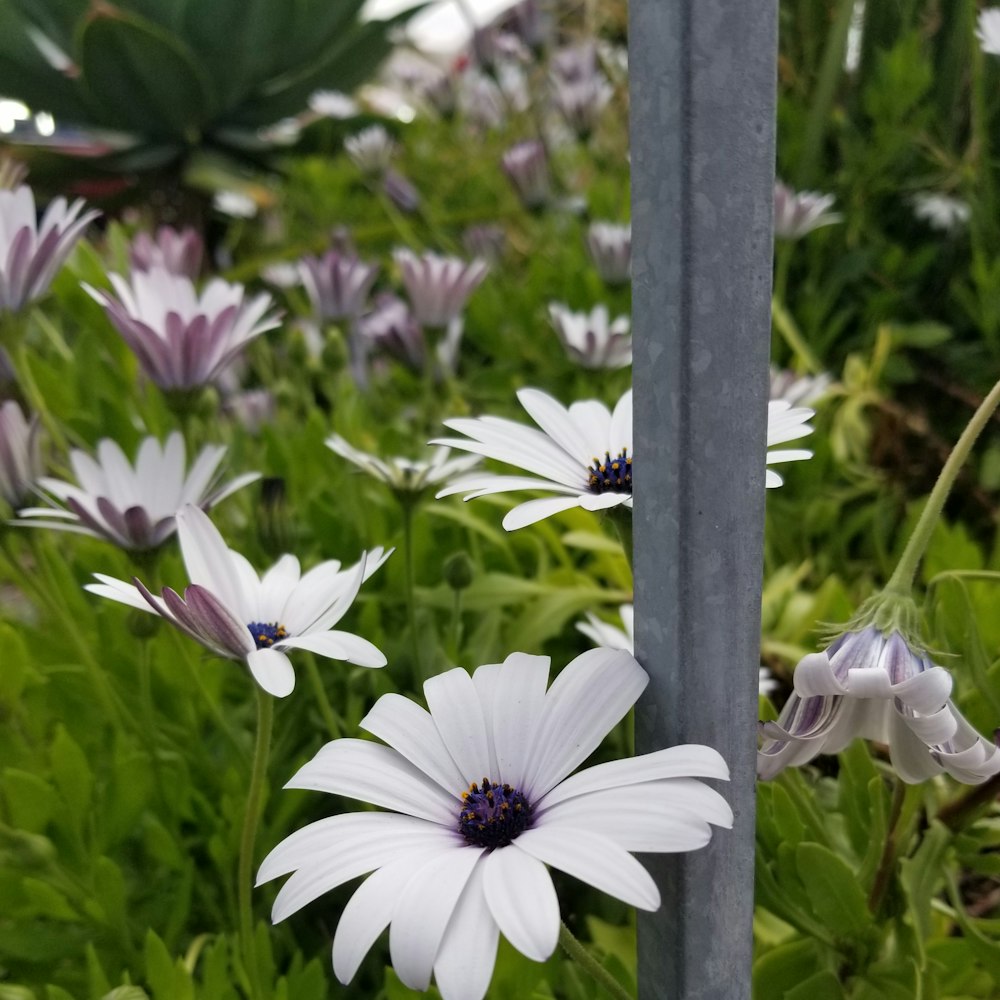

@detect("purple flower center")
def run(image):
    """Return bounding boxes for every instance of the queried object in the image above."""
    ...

[248,621,288,649]
[458,778,532,849]
[588,448,632,494]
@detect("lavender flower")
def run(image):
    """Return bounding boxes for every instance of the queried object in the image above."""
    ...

[393,249,488,329]
[0,185,99,312]
[502,140,550,210]
[586,222,631,286]
[462,224,506,265]
[383,169,421,212]
[345,125,396,177]
[0,400,41,509]
[129,226,203,279]
[299,250,379,323]
[357,293,425,370]
[85,267,280,391]
[552,75,613,138]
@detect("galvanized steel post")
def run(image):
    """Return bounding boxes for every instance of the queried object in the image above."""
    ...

[629,2,778,998]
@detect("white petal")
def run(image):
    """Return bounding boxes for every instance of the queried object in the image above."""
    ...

[389,847,485,992]
[433,861,499,1000]
[516,388,593,464]
[424,667,492,786]
[280,630,386,667]
[247,647,295,697]
[608,389,632,452]
[333,847,451,985]
[482,847,559,962]
[502,495,583,530]
[285,739,457,824]
[522,648,648,799]
[490,653,550,787]
[539,744,731,809]
[85,574,157,613]
[176,504,251,618]
[362,693,469,793]
[258,554,301,619]
[515,826,659,909]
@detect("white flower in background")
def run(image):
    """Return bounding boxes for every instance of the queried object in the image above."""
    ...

[769,367,832,408]
[0,185,99,312]
[326,435,481,495]
[85,267,280,391]
[260,261,301,289]
[548,303,632,369]
[394,249,489,329]
[501,140,550,210]
[86,505,390,697]
[16,433,258,550]
[758,627,1000,784]
[577,603,777,695]
[129,225,203,279]
[434,388,633,530]
[911,193,970,232]
[257,649,732,1000]
[0,400,41,509]
[586,221,631,286]
[299,250,379,322]
[223,388,275,435]
[213,191,258,218]
[357,292,425,370]
[551,74,613,138]
[773,181,841,240]
[309,90,360,119]
[345,125,397,176]
[977,8,1000,55]
[766,400,814,487]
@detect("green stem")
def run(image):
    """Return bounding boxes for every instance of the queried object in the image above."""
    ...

[771,297,823,375]
[400,500,427,684]
[303,653,341,740]
[558,922,633,1000]
[238,686,273,1000]
[884,373,1000,597]
[608,508,633,575]
[867,778,907,916]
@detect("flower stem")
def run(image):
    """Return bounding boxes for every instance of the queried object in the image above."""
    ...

[558,921,633,1000]
[608,507,633,575]
[400,500,427,684]
[884,373,1000,597]
[771,297,824,375]
[238,686,273,999]
[867,779,920,916]
[303,652,342,740]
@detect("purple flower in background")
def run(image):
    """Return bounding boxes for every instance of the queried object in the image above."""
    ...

[773,181,841,240]
[586,222,631,286]
[129,226,203,279]
[383,169,421,213]
[85,267,280,391]
[552,75,613,138]
[16,433,258,550]
[758,627,1000,784]
[87,505,390,697]
[299,250,379,323]
[0,400,41,509]
[394,249,488,330]
[502,140,550,210]
[548,303,631,369]
[462,224,506,265]
[0,185,99,312]
[357,293,425,370]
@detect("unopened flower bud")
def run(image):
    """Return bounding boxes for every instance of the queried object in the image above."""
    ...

[443,551,475,591]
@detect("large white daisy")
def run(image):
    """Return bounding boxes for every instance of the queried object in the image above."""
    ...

[434,388,633,530]
[86,504,390,697]
[257,649,732,1000]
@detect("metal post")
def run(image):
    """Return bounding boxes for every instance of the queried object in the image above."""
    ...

[629,2,778,999]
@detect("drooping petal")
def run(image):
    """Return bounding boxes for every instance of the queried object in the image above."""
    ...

[433,861,499,1000]
[247,647,295,697]
[280,630,387,667]
[482,847,559,962]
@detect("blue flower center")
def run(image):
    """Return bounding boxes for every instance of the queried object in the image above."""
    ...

[588,448,632,494]
[458,778,532,849]
[248,621,288,649]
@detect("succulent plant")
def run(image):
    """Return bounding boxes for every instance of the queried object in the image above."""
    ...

[0,0,411,204]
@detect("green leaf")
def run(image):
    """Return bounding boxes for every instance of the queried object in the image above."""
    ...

[785,970,845,1000]
[752,939,826,998]
[2,769,59,832]
[78,8,215,138]
[50,725,93,825]
[795,842,874,940]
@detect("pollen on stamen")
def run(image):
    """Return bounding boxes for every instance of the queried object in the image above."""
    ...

[247,621,288,649]
[587,447,632,494]
[457,777,532,849]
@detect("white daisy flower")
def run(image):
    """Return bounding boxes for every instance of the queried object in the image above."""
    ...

[0,400,41,509]
[326,435,481,495]
[586,221,630,286]
[577,603,776,695]
[773,181,841,240]
[16,433,258,550]
[345,125,396,177]
[977,8,1000,55]
[85,505,390,698]
[758,626,1000,784]
[911,192,970,232]
[769,367,832,408]
[257,649,732,1000]
[765,400,814,487]
[548,303,632,369]
[434,388,633,531]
